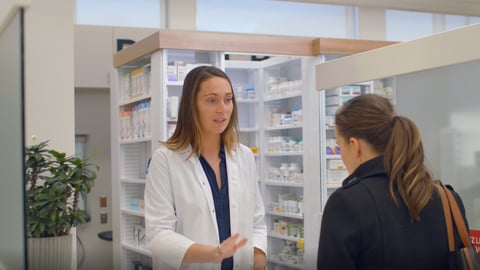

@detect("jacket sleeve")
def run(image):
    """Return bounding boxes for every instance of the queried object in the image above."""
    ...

[317,190,360,270]
[144,148,194,269]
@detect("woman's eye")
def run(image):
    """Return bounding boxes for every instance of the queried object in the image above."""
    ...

[207,98,217,104]
[225,97,233,103]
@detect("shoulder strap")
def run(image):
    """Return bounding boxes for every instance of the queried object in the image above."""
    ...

[444,185,477,270]
[443,186,471,248]
[437,184,478,270]
[436,184,455,251]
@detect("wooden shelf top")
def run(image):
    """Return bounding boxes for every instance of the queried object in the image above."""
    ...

[311,37,397,56]
[114,29,397,68]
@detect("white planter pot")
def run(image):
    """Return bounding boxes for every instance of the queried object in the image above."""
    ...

[27,232,75,270]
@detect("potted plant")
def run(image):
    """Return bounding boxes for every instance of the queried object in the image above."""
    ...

[25,140,98,270]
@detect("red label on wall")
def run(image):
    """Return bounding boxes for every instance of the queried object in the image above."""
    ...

[471,230,480,256]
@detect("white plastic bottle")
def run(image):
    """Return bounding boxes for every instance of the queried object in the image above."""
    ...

[168,96,179,118]
[279,163,289,181]
[288,163,301,182]
[245,87,255,99]
[297,195,304,215]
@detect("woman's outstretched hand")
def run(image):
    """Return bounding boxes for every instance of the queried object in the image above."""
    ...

[212,233,248,263]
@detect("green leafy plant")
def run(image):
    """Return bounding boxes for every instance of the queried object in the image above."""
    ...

[25,140,98,238]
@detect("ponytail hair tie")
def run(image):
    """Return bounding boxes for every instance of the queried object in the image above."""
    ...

[391,115,400,125]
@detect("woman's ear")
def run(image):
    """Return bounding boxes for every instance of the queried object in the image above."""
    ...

[349,137,362,157]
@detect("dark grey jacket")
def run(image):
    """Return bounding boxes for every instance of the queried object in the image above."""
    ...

[317,156,467,270]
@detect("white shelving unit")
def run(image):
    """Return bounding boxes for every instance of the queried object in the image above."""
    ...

[225,55,323,270]
[261,56,306,269]
[111,30,394,270]
[111,57,152,270]
[224,59,263,173]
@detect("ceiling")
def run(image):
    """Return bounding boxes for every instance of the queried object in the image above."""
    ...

[276,0,480,17]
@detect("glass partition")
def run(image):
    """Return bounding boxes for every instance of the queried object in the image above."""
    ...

[0,7,26,270]
[394,59,480,230]
[321,59,480,233]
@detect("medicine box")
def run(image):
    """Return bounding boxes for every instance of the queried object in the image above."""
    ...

[327,159,345,170]
[167,65,177,81]
[327,169,348,183]
[326,85,362,96]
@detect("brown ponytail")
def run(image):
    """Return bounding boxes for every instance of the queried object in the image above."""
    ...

[335,94,433,222]
[384,116,433,222]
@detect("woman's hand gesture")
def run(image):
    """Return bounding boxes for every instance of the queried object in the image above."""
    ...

[212,233,248,263]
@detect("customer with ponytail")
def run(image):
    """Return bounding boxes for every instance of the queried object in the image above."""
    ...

[317,94,467,270]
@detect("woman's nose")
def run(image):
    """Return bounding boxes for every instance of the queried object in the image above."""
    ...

[216,101,227,112]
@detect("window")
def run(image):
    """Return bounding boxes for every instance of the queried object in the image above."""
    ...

[76,0,160,27]
[387,9,480,41]
[197,0,349,38]
[445,15,468,31]
[386,10,433,41]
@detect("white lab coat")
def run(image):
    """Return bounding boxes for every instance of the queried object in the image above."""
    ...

[144,144,267,270]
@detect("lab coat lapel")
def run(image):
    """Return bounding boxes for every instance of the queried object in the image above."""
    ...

[227,148,240,236]
[184,147,220,240]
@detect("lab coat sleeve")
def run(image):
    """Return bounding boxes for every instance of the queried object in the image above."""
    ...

[144,148,194,269]
[247,148,268,255]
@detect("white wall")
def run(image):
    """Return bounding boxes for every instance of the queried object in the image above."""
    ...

[75,25,157,88]
[167,0,196,30]
[24,0,75,154]
[357,7,386,40]
[75,26,112,88]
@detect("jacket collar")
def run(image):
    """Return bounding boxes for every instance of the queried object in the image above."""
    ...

[342,156,386,188]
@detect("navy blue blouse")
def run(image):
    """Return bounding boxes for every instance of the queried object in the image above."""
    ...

[199,145,233,270]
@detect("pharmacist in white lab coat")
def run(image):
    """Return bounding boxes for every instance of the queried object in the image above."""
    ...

[144,66,267,270]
